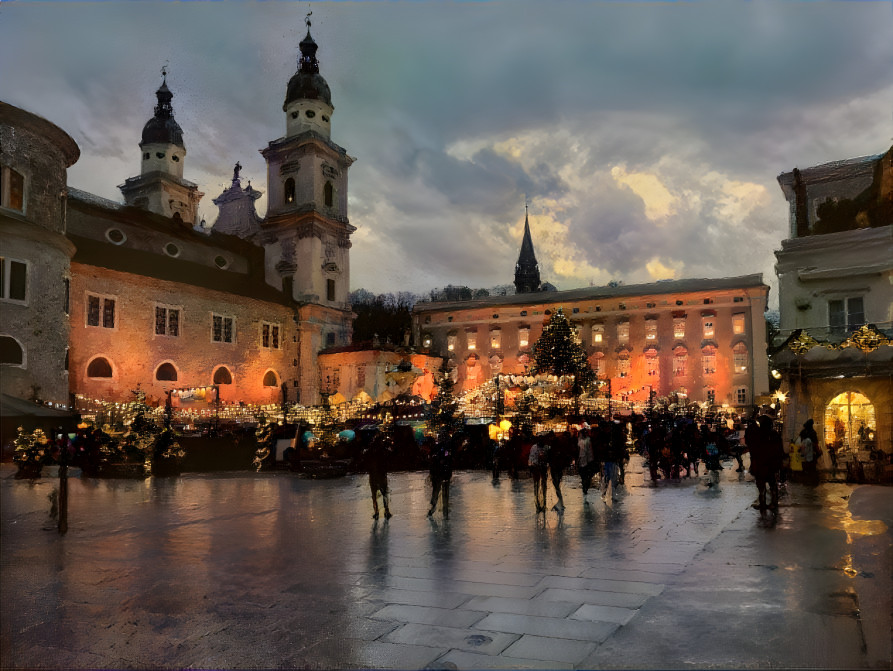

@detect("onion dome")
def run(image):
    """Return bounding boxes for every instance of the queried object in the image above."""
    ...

[284,24,332,110]
[141,74,185,148]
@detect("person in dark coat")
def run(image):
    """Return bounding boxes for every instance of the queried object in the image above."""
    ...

[427,440,453,518]
[364,434,392,519]
[749,415,785,510]
[528,433,550,513]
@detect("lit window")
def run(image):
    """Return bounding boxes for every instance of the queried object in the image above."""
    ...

[0,165,25,212]
[574,324,583,343]
[645,348,659,379]
[703,319,714,338]
[212,314,234,343]
[702,346,716,375]
[490,329,501,349]
[617,321,629,344]
[262,322,281,349]
[733,343,748,373]
[86,293,115,329]
[447,333,457,352]
[645,319,658,341]
[518,326,530,348]
[673,348,687,377]
[673,317,686,339]
[591,324,604,345]
[466,330,477,351]
[732,313,746,335]
[618,354,631,378]
[155,306,180,337]
[0,257,28,303]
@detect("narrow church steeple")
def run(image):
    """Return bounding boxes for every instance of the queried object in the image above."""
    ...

[514,205,541,293]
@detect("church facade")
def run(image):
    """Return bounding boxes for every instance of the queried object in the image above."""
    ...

[1,22,355,413]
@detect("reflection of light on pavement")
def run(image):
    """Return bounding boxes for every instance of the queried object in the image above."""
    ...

[822,491,887,580]
[839,554,858,578]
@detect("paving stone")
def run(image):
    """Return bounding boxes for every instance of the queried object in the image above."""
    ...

[370,604,487,628]
[537,575,665,596]
[538,587,650,609]
[432,648,574,670]
[473,612,618,642]
[501,633,597,664]
[299,638,446,670]
[363,588,472,610]
[463,595,580,618]
[384,622,518,655]
[570,603,638,625]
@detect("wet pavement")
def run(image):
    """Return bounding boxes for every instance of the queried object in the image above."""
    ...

[2,458,890,670]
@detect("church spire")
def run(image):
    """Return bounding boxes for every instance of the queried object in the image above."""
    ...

[514,204,541,294]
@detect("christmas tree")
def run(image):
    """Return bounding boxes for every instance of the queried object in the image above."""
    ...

[531,307,595,396]
[429,360,461,445]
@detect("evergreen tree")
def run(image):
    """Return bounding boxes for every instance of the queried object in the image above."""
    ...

[531,307,595,394]
[429,360,461,445]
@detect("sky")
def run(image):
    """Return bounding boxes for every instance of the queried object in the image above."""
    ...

[2,1,891,306]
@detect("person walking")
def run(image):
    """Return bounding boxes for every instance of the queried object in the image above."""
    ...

[600,420,623,501]
[364,434,392,520]
[548,431,572,511]
[528,433,549,513]
[798,418,820,479]
[577,427,596,496]
[427,439,453,518]
[749,415,785,510]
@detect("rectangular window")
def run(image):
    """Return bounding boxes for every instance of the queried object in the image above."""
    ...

[618,357,630,378]
[674,355,687,377]
[86,293,115,328]
[702,352,716,375]
[466,330,477,350]
[593,356,605,378]
[703,319,714,338]
[0,257,28,302]
[645,319,658,341]
[592,325,604,345]
[518,327,530,348]
[574,324,583,342]
[733,350,748,373]
[617,321,629,344]
[732,313,746,335]
[357,366,366,389]
[673,317,685,339]
[212,314,234,343]
[490,329,501,349]
[829,297,865,333]
[155,306,180,337]
[262,322,281,349]
[447,334,457,352]
[736,387,747,405]
[1,166,25,212]
[327,279,336,302]
[646,355,659,378]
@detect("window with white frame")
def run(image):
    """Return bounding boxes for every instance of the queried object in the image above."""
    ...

[702,346,716,375]
[645,348,659,378]
[673,317,686,339]
[466,329,477,350]
[618,352,631,378]
[0,165,25,213]
[489,329,501,349]
[736,387,747,405]
[261,322,280,349]
[591,324,604,345]
[518,326,530,348]
[155,305,180,337]
[732,313,746,335]
[702,317,715,338]
[829,297,865,334]
[212,313,234,343]
[617,321,629,344]
[447,333,457,352]
[86,293,115,329]
[645,318,658,342]
[673,348,687,377]
[0,257,28,303]
[733,343,748,373]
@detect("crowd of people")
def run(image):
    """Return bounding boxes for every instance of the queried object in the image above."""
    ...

[359,411,812,519]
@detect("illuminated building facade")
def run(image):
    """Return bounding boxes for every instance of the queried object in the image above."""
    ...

[773,146,893,460]
[1,21,355,411]
[413,273,771,410]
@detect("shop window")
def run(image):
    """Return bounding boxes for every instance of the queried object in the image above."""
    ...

[645,348,659,379]
[618,354,631,378]
[0,335,24,366]
[213,366,232,385]
[86,293,115,329]
[0,257,27,303]
[212,314,234,343]
[518,326,530,348]
[87,357,113,378]
[824,391,876,455]
[155,362,178,381]
[447,333,457,352]
[590,351,605,378]
[702,318,714,339]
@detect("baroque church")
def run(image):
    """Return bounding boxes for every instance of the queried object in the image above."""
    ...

[0,20,356,423]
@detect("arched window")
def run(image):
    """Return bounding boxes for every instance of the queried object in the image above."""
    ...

[213,366,232,385]
[87,357,113,378]
[263,370,279,387]
[155,362,178,381]
[0,336,24,365]
[284,178,295,204]
[324,181,334,207]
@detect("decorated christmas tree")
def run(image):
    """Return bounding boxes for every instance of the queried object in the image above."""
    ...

[531,307,595,397]
[429,360,461,445]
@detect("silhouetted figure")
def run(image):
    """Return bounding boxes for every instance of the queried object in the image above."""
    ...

[427,440,453,518]
[749,415,785,510]
[529,434,549,513]
[363,434,392,519]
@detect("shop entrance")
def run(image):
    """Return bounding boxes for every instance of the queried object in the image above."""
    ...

[824,391,876,457]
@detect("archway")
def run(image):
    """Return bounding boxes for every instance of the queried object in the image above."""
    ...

[824,391,876,455]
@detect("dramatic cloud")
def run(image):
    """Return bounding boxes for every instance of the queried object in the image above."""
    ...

[2,1,890,304]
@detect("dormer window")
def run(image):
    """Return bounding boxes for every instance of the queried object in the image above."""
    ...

[284,178,295,204]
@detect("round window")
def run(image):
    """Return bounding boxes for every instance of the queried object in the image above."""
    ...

[305,110,316,119]
[321,115,329,123]
[106,228,126,244]
[214,255,229,269]
[156,152,165,159]
[172,155,180,162]
[291,111,299,119]
[164,243,180,257]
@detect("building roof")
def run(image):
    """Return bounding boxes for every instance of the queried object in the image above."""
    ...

[0,101,80,167]
[777,152,885,187]
[284,28,332,109]
[414,274,767,313]
[140,76,185,148]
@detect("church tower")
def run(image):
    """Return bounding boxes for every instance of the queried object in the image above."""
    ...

[514,206,541,293]
[260,15,356,403]
[119,71,203,225]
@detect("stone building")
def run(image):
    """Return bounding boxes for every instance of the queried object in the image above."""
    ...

[773,146,892,460]
[0,20,356,413]
[413,262,770,410]
[0,103,79,408]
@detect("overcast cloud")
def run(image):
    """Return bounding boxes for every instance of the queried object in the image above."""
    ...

[2,1,891,305]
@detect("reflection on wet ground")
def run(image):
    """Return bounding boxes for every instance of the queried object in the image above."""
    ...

[2,459,890,669]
